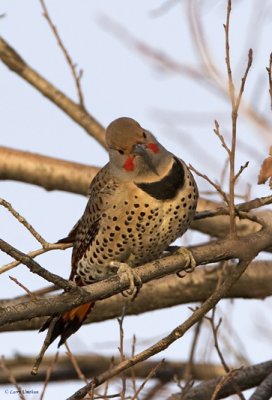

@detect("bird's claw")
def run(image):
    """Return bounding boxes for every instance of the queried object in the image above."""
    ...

[109,261,142,299]
[175,247,196,277]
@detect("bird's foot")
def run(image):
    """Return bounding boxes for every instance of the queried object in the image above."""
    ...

[109,261,142,299]
[175,247,196,278]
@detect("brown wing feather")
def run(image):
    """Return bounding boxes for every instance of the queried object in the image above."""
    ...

[57,219,81,244]
[69,164,118,280]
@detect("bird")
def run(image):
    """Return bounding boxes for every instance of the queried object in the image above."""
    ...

[39,116,198,351]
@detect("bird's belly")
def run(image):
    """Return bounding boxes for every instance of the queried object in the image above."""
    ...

[76,188,197,284]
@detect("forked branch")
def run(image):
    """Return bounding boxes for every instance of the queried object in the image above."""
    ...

[223,0,253,237]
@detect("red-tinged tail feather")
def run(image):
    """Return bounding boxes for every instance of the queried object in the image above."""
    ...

[40,303,94,347]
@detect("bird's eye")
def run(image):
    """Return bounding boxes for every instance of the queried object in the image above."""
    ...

[142,132,147,139]
[118,149,124,155]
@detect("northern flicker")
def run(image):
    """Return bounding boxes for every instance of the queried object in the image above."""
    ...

[38,117,198,355]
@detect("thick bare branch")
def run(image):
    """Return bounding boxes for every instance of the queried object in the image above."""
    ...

[0,145,269,228]
[1,147,271,247]
[0,354,229,384]
[1,260,271,332]
[249,370,272,400]
[169,360,272,400]
[0,37,106,148]
[0,146,99,194]
[1,223,271,328]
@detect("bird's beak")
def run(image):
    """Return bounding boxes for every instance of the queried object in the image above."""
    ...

[134,144,159,176]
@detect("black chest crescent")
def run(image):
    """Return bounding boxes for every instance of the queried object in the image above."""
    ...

[136,157,185,200]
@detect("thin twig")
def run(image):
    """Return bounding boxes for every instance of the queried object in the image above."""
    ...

[223,0,253,237]
[194,194,272,221]
[0,241,71,275]
[207,308,246,400]
[213,120,231,155]
[0,38,106,147]
[224,0,235,108]
[39,0,85,108]
[220,157,230,188]
[65,342,89,384]
[172,360,272,400]
[141,381,167,400]
[267,53,272,110]
[40,351,59,400]
[237,210,266,227]
[0,239,76,291]
[234,161,249,182]
[131,360,165,400]
[117,305,128,400]
[189,163,229,205]
[224,0,236,237]
[183,319,203,382]
[102,356,115,399]
[9,276,37,300]
[131,335,139,400]
[0,198,47,246]
[0,356,26,400]
[211,370,239,400]
[236,49,253,111]
[93,394,126,400]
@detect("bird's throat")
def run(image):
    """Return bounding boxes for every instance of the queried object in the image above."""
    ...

[135,157,185,200]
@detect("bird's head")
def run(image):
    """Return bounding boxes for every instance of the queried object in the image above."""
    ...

[106,117,170,180]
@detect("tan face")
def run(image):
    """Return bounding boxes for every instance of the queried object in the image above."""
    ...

[106,117,162,177]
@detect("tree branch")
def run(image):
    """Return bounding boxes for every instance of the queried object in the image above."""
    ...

[0,37,106,148]
[169,360,272,400]
[0,198,47,246]
[0,239,75,291]
[266,53,272,111]
[1,146,271,248]
[40,0,85,108]
[0,242,71,276]
[1,224,271,328]
[1,260,271,332]
[0,354,230,384]
[249,370,272,400]
[0,146,99,195]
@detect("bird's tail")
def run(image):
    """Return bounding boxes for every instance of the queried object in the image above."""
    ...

[32,302,94,375]
[39,302,94,347]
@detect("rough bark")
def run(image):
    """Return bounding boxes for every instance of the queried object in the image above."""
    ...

[168,360,272,400]
[0,261,271,332]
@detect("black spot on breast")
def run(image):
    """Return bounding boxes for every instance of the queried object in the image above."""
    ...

[136,158,185,200]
